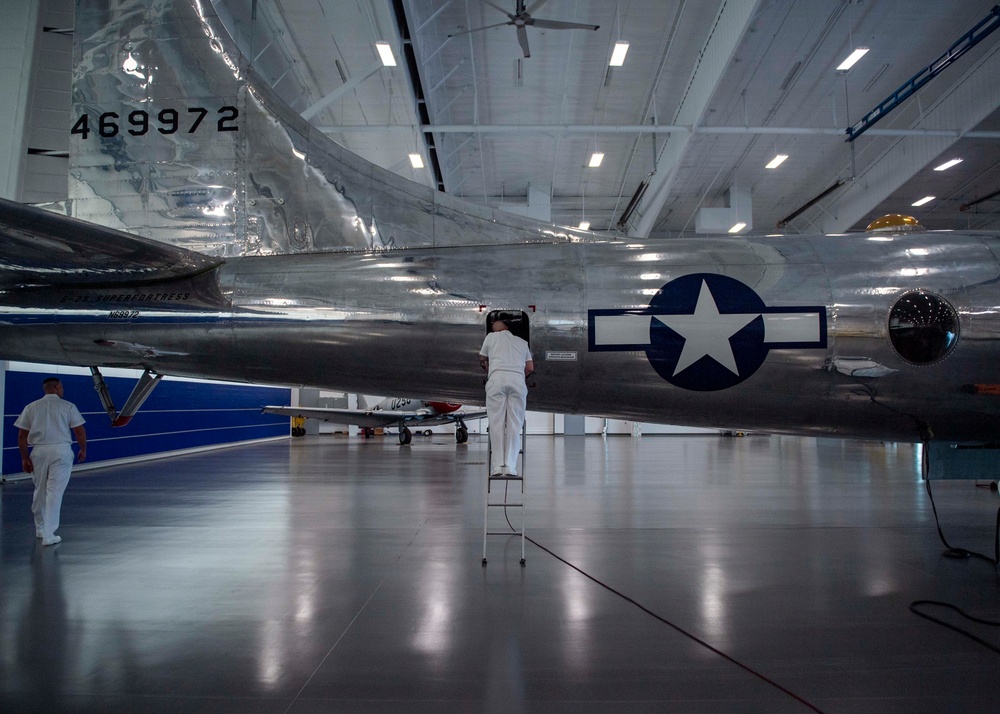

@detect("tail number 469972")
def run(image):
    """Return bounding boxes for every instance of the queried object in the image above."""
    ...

[71,106,239,139]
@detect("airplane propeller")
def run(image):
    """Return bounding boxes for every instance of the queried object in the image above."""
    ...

[448,0,599,58]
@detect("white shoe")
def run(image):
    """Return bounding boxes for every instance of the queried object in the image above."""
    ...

[42,535,61,546]
[490,468,504,477]
[36,529,44,538]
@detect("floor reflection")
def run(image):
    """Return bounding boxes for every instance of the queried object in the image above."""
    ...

[1,434,995,712]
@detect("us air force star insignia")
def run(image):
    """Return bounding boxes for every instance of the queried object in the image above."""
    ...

[657,281,756,376]
[587,273,828,391]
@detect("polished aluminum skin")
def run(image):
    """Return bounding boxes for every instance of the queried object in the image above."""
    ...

[70,0,585,255]
[3,212,1000,442]
[2,0,1000,443]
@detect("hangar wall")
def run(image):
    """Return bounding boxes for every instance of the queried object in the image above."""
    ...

[0,0,40,200]
[2,364,291,476]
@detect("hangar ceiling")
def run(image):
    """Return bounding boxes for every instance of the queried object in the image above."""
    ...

[217,0,1000,236]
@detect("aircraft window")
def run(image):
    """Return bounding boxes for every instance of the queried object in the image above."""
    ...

[486,309,530,344]
[888,291,959,365]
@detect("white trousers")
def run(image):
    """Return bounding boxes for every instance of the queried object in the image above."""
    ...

[30,443,74,540]
[486,371,527,475]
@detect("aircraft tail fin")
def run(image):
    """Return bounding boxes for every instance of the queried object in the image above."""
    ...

[71,0,571,257]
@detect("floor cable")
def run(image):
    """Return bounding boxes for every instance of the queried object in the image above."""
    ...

[909,600,1000,654]
[911,444,1000,655]
[504,511,825,713]
[921,443,1000,565]
[526,536,824,713]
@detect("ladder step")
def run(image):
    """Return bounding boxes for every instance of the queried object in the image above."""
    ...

[483,421,527,563]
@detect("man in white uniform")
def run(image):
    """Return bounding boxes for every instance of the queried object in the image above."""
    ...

[479,320,533,476]
[15,377,87,546]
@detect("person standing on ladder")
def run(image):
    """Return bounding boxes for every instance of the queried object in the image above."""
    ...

[479,320,534,477]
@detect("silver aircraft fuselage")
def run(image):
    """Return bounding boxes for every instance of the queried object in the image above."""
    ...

[3,223,1000,443]
[1,0,999,445]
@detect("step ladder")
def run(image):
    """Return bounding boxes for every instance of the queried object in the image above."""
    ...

[482,420,526,566]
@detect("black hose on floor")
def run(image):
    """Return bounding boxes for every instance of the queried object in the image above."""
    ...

[912,443,1000,655]
[921,443,999,564]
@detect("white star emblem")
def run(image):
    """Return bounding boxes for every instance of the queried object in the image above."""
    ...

[654,280,759,377]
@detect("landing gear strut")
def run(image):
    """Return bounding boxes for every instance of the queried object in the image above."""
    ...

[455,418,469,444]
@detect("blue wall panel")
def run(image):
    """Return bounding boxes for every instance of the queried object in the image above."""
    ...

[3,371,291,474]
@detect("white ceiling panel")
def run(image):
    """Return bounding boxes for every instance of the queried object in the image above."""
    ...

[216,0,1000,236]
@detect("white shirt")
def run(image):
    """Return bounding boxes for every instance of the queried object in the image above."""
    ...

[480,330,532,378]
[14,394,86,446]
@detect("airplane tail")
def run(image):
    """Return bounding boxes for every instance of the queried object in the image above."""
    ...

[71,0,580,257]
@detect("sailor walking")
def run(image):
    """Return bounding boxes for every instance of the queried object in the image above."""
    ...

[15,377,87,546]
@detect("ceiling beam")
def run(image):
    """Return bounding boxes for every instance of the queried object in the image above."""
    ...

[820,42,1000,232]
[301,60,384,121]
[627,0,760,238]
[314,124,1000,138]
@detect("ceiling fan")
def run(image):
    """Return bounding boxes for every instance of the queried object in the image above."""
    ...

[449,0,600,58]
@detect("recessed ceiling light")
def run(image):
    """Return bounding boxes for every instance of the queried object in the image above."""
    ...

[588,152,604,168]
[375,42,396,67]
[765,154,788,169]
[934,158,963,171]
[911,196,935,207]
[408,153,424,169]
[609,41,629,67]
[728,222,747,233]
[836,47,869,71]
[577,221,591,230]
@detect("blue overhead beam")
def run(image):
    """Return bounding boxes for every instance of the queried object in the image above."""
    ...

[846,5,1000,142]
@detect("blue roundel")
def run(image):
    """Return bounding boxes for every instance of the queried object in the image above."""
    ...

[645,273,768,391]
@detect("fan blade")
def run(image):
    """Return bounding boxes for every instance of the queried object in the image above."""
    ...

[483,0,515,20]
[528,18,600,31]
[524,0,551,15]
[516,25,530,57]
[448,21,512,39]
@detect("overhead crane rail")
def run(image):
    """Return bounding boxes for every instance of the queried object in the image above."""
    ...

[846,5,1000,142]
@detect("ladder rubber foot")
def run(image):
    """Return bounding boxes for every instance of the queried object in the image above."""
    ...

[520,558,526,566]
[482,558,487,566]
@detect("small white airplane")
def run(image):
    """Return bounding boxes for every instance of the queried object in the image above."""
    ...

[262,397,486,445]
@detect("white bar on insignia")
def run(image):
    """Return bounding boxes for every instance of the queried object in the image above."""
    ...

[593,314,652,346]
[763,313,819,343]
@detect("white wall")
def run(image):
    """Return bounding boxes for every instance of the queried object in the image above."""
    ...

[0,0,38,200]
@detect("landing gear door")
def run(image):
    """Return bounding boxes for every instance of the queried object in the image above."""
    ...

[485,309,530,344]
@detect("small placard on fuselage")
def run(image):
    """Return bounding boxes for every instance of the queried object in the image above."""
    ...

[545,351,577,361]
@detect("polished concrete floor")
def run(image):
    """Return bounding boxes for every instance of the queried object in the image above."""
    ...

[1,433,999,713]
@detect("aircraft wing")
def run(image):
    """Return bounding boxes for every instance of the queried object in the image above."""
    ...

[262,406,487,428]
[0,197,223,289]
